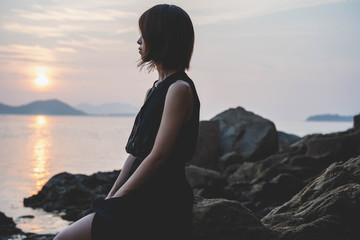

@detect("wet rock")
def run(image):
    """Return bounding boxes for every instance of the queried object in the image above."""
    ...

[18,215,35,220]
[211,107,279,162]
[262,155,360,240]
[188,121,220,170]
[24,233,56,240]
[0,211,22,236]
[0,212,55,240]
[192,196,277,240]
[24,170,120,221]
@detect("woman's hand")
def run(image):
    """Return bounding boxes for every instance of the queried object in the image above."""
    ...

[104,154,137,200]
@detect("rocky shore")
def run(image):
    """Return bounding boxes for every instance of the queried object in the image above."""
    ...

[0,211,55,239]
[2,106,360,240]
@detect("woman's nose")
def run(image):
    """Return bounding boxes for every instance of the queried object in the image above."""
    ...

[137,37,142,45]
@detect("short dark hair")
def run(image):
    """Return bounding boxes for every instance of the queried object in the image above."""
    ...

[138,4,195,71]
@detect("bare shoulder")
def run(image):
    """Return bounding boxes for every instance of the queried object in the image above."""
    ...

[167,80,192,98]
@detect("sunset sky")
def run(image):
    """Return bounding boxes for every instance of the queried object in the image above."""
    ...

[0,0,359,121]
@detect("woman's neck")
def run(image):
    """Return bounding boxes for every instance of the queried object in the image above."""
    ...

[156,66,178,82]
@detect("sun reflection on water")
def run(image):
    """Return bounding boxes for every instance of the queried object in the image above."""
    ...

[33,139,49,192]
[36,115,47,125]
[32,115,50,194]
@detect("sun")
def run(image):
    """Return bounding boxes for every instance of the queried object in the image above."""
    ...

[34,73,50,87]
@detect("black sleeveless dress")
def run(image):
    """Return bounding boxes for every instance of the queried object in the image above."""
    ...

[91,71,200,240]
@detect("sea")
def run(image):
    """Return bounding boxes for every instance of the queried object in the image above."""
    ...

[0,115,354,235]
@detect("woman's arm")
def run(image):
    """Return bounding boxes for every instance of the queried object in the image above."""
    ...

[106,87,155,199]
[106,154,137,199]
[112,80,193,198]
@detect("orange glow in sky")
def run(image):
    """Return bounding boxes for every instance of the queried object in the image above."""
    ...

[34,72,50,87]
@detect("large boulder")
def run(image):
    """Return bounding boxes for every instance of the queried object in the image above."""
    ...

[188,121,220,170]
[305,131,360,164]
[211,107,279,162]
[192,197,277,240]
[354,114,360,130]
[24,170,120,221]
[262,155,360,240]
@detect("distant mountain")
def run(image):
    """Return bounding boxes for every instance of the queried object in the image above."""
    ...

[0,99,86,116]
[306,114,354,122]
[75,102,138,116]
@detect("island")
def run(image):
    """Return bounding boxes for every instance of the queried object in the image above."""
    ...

[306,114,354,122]
[0,99,86,116]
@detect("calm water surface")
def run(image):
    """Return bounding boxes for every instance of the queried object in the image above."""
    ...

[0,115,134,234]
[0,115,354,234]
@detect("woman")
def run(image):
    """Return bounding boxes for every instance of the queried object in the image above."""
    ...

[54,4,200,240]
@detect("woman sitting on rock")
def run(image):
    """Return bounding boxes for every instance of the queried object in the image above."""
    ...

[54,4,200,240]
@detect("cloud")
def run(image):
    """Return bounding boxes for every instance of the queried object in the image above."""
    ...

[57,36,125,51]
[3,23,65,38]
[54,47,78,53]
[0,45,56,62]
[190,0,346,25]
[2,2,138,40]
[113,26,137,35]
[12,8,137,21]
[2,23,110,38]
[0,44,78,63]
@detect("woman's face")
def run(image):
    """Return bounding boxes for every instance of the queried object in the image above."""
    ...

[137,36,145,59]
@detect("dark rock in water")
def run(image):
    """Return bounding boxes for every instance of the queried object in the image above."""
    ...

[24,170,120,221]
[354,114,360,130]
[185,165,225,198]
[18,215,34,219]
[0,211,55,239]
[277,131,301,150]
[262,155,360,240]
[211,107,279,162]
[24,233,56,240]
[226,124,360,217]
[188,120,220,170]
[0,211,22,236]
[192,196,277,240]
